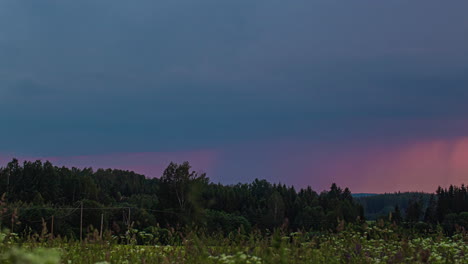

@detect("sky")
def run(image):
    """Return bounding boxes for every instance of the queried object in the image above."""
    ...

[1,0,468,193]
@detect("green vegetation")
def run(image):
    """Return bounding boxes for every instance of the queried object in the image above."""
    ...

[0,159,364,238]
[0,159,467,263]
[0,223,467,263]
[355,192,432,220]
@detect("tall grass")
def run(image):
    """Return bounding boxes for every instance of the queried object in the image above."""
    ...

[0,223,466,263]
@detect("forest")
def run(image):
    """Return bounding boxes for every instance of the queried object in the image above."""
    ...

[356,192,432,220]
[0,159,467,240]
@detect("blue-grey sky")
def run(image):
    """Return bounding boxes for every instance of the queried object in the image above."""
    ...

[1,0,468,192]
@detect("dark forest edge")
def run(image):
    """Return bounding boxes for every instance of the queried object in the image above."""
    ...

[356,192,432,220]
[0,159,467,242]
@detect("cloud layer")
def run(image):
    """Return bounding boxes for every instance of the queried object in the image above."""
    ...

[1,0,468,192]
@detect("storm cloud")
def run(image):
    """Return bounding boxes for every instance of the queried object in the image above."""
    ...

[1,0,468,192]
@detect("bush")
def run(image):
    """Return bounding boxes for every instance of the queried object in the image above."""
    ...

[205,210,251,234]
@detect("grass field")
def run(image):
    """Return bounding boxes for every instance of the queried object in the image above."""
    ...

[0,223,467,264]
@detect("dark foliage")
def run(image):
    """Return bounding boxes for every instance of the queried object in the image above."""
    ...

[356,192,431,220]
[1,159,466,237]
[0,159,364,238]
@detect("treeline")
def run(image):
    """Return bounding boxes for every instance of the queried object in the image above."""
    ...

[430,186,468,234]
[1,159,466,240]
[356,192,432,220]
[0,159,364,239]
[359,187,468,234]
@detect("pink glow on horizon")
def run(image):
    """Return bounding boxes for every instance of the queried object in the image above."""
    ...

[313,137,468,193]
[1,137,468,193]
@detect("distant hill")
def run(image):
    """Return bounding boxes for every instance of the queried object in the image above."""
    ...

[352,193,379,198]
[355,192,432,220]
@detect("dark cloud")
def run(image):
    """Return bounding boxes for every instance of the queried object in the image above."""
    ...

[1,0,468,157]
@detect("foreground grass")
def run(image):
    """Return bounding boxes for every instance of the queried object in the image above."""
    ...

[0,225,467,263]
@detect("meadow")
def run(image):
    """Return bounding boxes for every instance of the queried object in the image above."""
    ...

[0,223,466,264]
